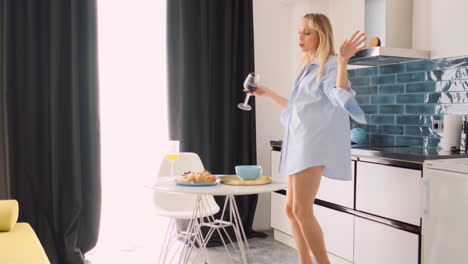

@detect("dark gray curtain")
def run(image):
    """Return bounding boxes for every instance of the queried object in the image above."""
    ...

[0,77,9,200]
[1,1,101,263]
[167,0,265,244]
[0,0,11,200]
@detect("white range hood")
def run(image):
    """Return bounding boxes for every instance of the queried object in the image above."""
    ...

[348,0,431,66]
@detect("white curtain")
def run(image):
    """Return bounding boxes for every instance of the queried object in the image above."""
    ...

[89,0,168,262]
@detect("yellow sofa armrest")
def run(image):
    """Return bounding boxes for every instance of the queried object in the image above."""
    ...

[0,200,19,231]
[0,223,50,264]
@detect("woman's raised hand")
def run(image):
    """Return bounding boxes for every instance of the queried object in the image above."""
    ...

[243,84,271,97]
[338,30,367,61]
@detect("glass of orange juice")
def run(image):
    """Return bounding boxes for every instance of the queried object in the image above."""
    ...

[166,140,180,177]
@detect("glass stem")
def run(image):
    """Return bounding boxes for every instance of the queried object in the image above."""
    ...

[243,94,251,105]
[171,160,174,177]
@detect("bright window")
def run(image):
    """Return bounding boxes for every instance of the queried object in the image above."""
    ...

[89,0,168,261]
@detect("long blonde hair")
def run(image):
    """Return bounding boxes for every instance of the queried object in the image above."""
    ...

[300,13,335,81]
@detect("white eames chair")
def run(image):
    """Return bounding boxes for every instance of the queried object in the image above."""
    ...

[154,152,220,264]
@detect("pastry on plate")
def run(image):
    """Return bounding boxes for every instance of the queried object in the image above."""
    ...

[178,170,216,184]
[193,170,216,183]
[178,171,195,183]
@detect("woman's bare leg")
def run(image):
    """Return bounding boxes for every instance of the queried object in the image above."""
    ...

[285,176,312,264]
[291,166,330,264]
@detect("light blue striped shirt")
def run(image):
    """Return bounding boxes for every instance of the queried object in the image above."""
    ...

[279,56,367,180]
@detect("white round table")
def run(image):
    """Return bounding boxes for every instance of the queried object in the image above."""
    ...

[152,176,286,195]
[150,176,287,264]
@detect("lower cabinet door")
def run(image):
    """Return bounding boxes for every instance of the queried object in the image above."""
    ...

[271,193,354,262]
[354,217,419,264]
[271,192,292,236]
[315,205,354,262]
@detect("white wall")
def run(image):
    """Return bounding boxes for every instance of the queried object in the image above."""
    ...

[408,0,468,59]
[252,0,292,231]
[430,0,468,59]
[252,0,329,231]
[412,0,432,51]
[329,0,365,52]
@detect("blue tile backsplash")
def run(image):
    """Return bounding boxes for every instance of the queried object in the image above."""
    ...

[349,56,468,149]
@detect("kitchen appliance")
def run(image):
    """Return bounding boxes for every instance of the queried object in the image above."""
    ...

[440,114,463,152]
[422,158,468,264]
[348,0,430,66]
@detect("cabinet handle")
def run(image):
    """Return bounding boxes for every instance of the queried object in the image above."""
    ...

[422,178,431,217]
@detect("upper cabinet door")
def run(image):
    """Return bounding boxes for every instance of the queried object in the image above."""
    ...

[356,162,422,226]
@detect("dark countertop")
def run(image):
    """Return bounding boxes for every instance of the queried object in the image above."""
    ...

[270,140,283,149]
[270,140,468,169]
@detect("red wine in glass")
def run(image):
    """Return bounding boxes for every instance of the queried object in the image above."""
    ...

[238,73,259,111]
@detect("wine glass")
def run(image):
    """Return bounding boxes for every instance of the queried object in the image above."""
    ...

[237,72,259,111]
[165,140,180,178]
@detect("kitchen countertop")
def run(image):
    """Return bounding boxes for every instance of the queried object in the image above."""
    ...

[270,140,468,169]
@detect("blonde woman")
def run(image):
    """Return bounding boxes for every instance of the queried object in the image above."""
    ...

[247,14,367,264]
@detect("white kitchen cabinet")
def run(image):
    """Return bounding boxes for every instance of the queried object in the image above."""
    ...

[356,162,422,226]
[315,204,354,262]
[271,150,355,208]
[354,217,419,264]
[271,150,287,184]
[271,191,354,261]
[422,159,468,264]
[271,192,292,236]
[316,161,355,208]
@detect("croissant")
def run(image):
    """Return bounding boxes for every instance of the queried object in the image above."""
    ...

[193,170,216,183]
[178,171,195,183]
